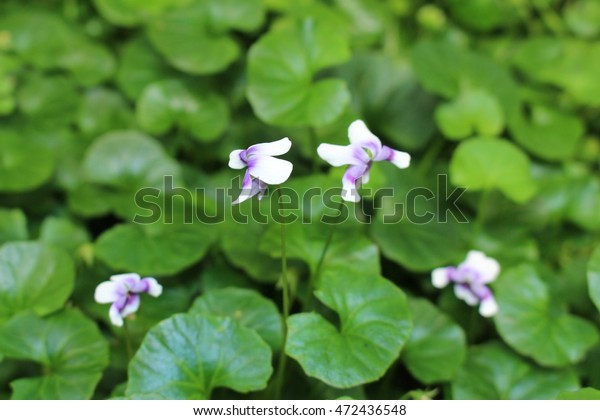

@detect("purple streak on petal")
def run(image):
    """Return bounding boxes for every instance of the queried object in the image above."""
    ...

[232,170,260,205]
[374,145,394,161]
[121,294,141,318]
[342,164,368,202]
[257,180,268,200]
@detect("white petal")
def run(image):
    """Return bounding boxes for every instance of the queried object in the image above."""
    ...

[348,120,382,156]
[145,278,163,297]
[110,273,141,284]
[462,250,500,283]
[479,296,499,317]
[109,304,124,327]
[228,149,246,169]
[121,294,140,318]
[341,165,367,203]
[248,155,293,185]
[454,284,479,306]
[247,137,291,157]
[390,150,411,169]
[317,143,366,167]
[94,281,120,304]
[432,268,450,288]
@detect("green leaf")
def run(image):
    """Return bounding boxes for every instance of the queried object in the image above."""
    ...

[0,208,27,245]
[286,270,412,388]
[0,310,109,399]
[510,106,584,161]
[39,217,90,256]
[17,74,80,128]
[247,18,351,126]
[513,38,600,106]
[558,387,600,400]
[136,80,229,142]
[126,314,273,399]
[452,342,579,399]
[95,223,216,276]
[450,137,536,203]
[566,173,600,231]
[77,88,134,138]
[190,287,284,351]
[565,0,600,38]
[402,298,466,384]
[93,0,189,27]
[0,241,74,322]
[494,264,599,367]
[147,0,264,75]
[115,37,174,100]
[445,0,521,32]
[587,246,600,313]
[435,89,504,140]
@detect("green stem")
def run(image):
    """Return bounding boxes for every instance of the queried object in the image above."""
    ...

[309,127,319,171]
[274,187,290,400]
[303,199,344,311]
[123,319,133,361]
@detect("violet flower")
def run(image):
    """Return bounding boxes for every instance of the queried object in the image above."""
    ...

[229,138,293,204]
[317,120,411,202]
[432,251,500,317]
[94,273,162,327]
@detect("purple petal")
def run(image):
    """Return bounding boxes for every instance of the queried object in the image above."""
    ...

[375,145,411,169]
[341,164,368,202]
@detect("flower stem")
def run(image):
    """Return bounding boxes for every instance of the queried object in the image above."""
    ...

[274,187,290,399]
[123,319,133,361]
[303,199,344,311]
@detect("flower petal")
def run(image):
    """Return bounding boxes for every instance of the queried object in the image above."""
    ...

[462,250,500,283]
[454,284,479,306]
[247,137,291,157]
[348,120,382,157]
[228,149,247,169]
[109,303,124,327]
[233,172,262,205]
[375,145,411,169]
[341,165,367,202]
[432,268,450,288]
[317,143,367,167]
[110,273,141,284]
[121,294,140,318]
[479,296,499,317]
[143,277,163,297]
[94,281,121,304]
[248,155,293,185]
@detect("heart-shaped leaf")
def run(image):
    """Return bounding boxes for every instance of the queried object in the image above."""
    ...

[435,89,504,140]
[136,79,229,142]
[77,88,134,138]
[558,387,600,400]
[39,217,90,256]
[247,18,351,126]
[126,314,273,399]
[147,0,265,75]
[494,264,599,367]
[402,298,466,384]
[450,137,536,203]
[0,241,74,322]
[0,310,109,399]
[95,223,217,276]
[190,287,283,351]
[452,342,579,399]
[286,270,412,388]
[93,0,189,27]
[587,246,600,313]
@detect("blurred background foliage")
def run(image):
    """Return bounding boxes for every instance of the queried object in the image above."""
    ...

[1,0,600,400]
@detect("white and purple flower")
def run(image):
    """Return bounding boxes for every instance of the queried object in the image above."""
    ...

[229,138,293,204]
[317,120,411,202]
[432,251,500,317]
[94,273,163,327]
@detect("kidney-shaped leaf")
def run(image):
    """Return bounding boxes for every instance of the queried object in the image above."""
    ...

[247,19,351,126]
[450,137,536,203]
[136,80,229,142]
[95,223,217,276]
[558,387,600,400]
[286,270,412,388]
[495,264,599,367]
[190,287,283,351]
[452,342,578,399]
[0,310,109,399]
[0,241,74,322]
[402,298,466,384]
[126,313,272,399]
